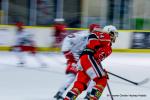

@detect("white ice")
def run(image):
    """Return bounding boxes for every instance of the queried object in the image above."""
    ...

[0,51,150,100]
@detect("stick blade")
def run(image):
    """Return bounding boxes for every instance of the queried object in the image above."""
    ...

[137,78,149,85]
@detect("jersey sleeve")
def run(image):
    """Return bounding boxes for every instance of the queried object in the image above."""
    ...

[86,34,101,51]
[94,43,112,62]
[61,34,77,62]
[103,43,112,57]
[81,32,111,56]
[86,32,111,51]
[61,36,72,52]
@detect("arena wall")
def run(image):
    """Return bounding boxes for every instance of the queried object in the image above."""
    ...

[0,25,150,53]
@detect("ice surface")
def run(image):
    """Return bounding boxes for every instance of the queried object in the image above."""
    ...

[0,52,150,100]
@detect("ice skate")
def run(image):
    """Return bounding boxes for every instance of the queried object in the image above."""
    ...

[54,91,63,100]
[17,61,24,67]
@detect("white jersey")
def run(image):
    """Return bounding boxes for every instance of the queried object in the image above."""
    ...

[16,30,34,46]
[61,30,89,60]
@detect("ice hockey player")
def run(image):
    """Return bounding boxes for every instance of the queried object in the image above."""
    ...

[53,18,67,47]
[64,25,118,100]
[53,24,101,100]
[12,21,47,67]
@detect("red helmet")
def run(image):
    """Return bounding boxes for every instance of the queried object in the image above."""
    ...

[15,22,24,31]
[89,24,100,32]
[15,22,24,29]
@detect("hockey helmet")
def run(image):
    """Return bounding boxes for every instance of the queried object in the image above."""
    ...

[103,25,118,43]
[89,24,101,32]
[15,22,24,31]
[16,22,24,27]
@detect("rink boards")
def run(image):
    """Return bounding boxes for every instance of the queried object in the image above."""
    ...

[0,25,150,53]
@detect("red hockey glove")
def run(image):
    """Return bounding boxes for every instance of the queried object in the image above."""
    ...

[65,61,78,75]
[63,50,76,63]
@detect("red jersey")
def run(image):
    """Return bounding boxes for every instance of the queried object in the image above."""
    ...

[94,43,112,63]
[53,23,67,47]
[81,31,112,61]
[54,23,66,37]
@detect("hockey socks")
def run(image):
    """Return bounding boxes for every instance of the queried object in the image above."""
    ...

[89,77,107,100]
[89,86,103,100]
[64,88,80,100]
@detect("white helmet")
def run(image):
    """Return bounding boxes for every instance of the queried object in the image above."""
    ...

[103,25,118,43]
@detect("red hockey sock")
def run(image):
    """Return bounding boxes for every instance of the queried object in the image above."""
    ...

[89,76,107,100]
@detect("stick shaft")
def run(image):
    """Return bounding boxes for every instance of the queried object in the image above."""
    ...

[108,71,138,85]
[107,83,114,100]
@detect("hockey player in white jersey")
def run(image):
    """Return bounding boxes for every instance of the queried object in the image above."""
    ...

[54,24,101,100]
[12,22,47,67]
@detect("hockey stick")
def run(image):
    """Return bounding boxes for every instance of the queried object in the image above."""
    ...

[107,83,114,100]
[107,71,149,85]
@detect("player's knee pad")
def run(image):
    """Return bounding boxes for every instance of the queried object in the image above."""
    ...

[73,81,87,92]
[86,67,98,79]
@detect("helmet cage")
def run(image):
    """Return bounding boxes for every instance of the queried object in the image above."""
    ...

[109,31,118,43]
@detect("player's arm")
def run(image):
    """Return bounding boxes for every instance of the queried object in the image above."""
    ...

[87,33,101,50]
[103,44,112,57]
[61,35,76,62]
[94,44,112,61]
[81,33,101,56]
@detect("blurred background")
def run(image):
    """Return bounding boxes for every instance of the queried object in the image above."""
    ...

[0,0,150,29]
[0,0,150,51]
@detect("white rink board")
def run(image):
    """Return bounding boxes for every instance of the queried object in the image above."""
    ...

[0,25,55,47]
[0,25,132,48]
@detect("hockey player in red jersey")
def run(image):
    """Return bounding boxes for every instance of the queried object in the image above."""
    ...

[53,19,67,47]
[54,24,101,100]
[64,25,118,100]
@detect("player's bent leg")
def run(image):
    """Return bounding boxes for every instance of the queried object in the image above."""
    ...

[79,55,106,100]
[64,71,90,100]
[84,80,95,99]
[80,55,105,79]
[30,52,47,67]
[89,76,107,100]
[16,51,26,67]
[80,55,108,100]
[60,73,76,93]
